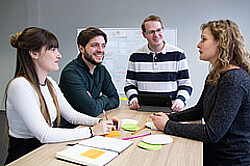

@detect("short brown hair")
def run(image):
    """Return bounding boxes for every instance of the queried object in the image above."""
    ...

[77,27,107,48]
[141,15,163,32]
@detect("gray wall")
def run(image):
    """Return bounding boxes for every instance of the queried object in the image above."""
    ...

[0,0,250,110]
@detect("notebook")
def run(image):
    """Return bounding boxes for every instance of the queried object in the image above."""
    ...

[137,94,172,113]
[56,136,133,166]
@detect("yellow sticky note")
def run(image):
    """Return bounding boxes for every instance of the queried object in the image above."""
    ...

[105,130,120,137]
[119,97,128,101]
[81,148,105,159]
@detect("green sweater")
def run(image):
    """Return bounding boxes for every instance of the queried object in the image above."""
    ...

[59,54,119,127]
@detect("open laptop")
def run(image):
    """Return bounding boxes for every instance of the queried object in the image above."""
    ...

[137,94,173,113]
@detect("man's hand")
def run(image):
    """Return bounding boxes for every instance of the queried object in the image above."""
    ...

[86,91,92,98]
[129,100,140,110]
[171,99,184,112]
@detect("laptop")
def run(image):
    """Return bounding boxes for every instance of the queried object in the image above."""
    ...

[137,94,173,113]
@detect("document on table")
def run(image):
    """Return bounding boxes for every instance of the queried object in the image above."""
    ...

[56,136,133,166]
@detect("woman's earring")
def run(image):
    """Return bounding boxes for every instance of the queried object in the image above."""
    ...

[35,56,38,59]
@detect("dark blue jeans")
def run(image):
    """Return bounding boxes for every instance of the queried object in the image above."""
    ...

[5,135,42,165]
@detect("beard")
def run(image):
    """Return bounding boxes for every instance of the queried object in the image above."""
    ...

[84,49,104,66]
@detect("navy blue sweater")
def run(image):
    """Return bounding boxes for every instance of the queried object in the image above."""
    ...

[59,54,119,127]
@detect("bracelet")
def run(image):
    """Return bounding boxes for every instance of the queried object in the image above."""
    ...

[89,127,94,137]
[98,119,103,123]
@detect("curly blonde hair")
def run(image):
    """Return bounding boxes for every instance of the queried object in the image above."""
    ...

[201,20,250,85]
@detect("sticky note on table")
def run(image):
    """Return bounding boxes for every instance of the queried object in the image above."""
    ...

[81,148,105,159]
[137,142,162,151]
[105,130,120,137]
[121,123,140,131]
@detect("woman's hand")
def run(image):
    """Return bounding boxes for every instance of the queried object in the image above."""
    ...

[149,112,169,131]
[92,120,113,136]
[92,117,121,136]
[111,117,121,130]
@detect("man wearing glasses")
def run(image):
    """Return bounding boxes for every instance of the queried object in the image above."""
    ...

[124,15,193,112]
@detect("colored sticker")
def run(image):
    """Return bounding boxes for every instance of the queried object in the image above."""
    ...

[121,123,140,131]
[80,148,105,159]
[105,130,120,137]
[137,142,162,151]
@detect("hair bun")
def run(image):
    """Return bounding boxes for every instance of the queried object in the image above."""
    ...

[10,32,22,48]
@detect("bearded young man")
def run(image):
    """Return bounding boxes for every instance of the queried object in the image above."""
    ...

[59,27,119,128]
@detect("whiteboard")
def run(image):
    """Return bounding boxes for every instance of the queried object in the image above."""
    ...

[77,28,177,95]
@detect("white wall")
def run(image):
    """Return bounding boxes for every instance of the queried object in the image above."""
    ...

[0,0,250,109]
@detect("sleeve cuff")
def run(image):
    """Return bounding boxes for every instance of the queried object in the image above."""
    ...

[129,97,138,105]
[100,95,110,106]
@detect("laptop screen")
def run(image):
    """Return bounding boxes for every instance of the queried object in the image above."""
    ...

[138,94,172,107]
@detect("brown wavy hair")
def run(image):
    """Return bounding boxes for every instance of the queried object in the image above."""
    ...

[201,20,250,85]
[6,27,60,127]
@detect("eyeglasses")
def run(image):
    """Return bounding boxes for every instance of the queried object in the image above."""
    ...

[144,28,163,35]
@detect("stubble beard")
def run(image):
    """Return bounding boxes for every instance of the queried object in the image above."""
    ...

[84,50,104,66]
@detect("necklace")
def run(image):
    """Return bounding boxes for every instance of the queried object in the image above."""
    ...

[39,78,47,86]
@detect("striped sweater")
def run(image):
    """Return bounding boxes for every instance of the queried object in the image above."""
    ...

[124,43,193,104]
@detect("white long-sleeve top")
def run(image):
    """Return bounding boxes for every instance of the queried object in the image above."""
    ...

[6,76,100,143]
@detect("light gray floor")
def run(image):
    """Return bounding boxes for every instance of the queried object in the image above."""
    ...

[0,111,8,166]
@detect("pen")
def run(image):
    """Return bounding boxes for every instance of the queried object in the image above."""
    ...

[66,143,78,146]
[102,109,108,120]
[131,126,146,135]
[154,112,171,116]
[122,133,151,140]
